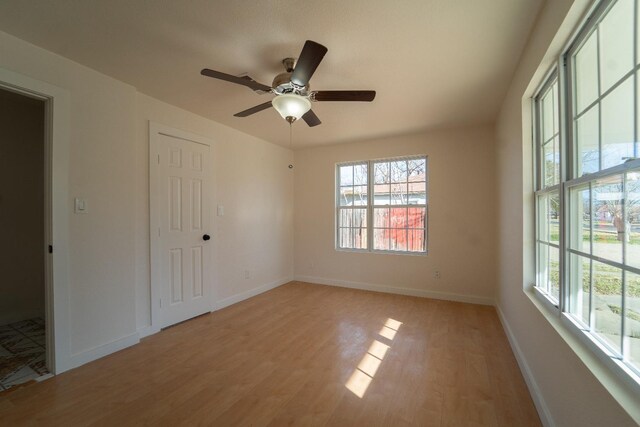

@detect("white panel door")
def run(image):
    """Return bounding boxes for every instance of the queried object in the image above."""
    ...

[158,133,212,328]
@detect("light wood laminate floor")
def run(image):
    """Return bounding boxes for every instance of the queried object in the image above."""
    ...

[0,282,540,426]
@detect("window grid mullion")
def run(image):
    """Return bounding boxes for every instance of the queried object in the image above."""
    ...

[621,172,628,360]
[589,182,594,330]
[596,26,603,171]
[633,0,638,159]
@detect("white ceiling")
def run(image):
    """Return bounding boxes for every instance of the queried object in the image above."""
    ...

[0,0,543,148]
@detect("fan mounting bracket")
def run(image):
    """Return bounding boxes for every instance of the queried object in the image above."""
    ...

[282,57,297,73]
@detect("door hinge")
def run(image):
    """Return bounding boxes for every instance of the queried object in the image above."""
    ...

[48,245,53,254]
[157,154,160,164]
[159,298,163,308]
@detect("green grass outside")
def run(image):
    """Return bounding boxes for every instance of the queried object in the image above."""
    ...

[549,261,640,298]
[549,232,640,244]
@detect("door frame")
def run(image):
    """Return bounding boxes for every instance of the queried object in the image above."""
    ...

[0,67,72,374]
[149,122,216,333]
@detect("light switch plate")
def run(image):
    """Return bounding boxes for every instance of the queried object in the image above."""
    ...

[74,197,88,214]
[217,205,224,216]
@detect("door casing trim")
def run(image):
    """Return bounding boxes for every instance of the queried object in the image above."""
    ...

[0,67,72,374]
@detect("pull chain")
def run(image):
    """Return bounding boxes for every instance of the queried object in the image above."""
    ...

[287,121,294,169]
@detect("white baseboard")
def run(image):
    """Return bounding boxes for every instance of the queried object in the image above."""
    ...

[495,304,553,427]
[137,324,160,339]
[294,275,494,306]
[215,277,292,310]
[69,332,140,370]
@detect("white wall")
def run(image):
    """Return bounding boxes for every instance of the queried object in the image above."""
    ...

[0,30,138,357]
[294,126,496,304]
[0,30,293,365]
[495,0,639,425]
[135,94,293,331]
[0,88,45,325]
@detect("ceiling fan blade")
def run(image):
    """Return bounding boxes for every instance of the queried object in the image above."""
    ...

[201,68,272,92]
[290,40,328,87]
[302,110,321,127]
[233,101,273,117]
[312,90,376,102]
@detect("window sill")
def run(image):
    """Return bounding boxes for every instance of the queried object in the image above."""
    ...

[524,287,640,424]
[532,286,559,313]
[335,248,428,257]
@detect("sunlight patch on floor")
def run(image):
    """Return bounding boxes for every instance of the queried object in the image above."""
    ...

[345,318,402,398]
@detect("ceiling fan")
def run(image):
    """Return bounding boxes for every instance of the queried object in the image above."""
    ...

[200,40,376,127]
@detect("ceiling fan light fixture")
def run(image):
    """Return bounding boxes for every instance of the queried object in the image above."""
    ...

[272,94,311,123]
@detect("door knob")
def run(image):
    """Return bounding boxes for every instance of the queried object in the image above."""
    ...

[203,234,211,241]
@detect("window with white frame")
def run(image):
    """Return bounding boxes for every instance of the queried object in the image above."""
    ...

[336,156,427,253]
[534,0,640,381]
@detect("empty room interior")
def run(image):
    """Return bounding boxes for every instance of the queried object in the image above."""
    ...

[0,0,639,425]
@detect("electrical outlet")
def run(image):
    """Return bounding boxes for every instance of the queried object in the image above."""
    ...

[434,271,441,279]
[244,269,251,279]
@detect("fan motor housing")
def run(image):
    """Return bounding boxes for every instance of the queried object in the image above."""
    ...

[272,57,310,96]
[272,72,309,96]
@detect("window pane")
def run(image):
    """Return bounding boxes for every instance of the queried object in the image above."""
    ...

[390,208,407,228]
[569,253,591,326]
[341,187,354,206]
[353,227,367,249]
[601,76,635,170]
[408,181,426,204]
[543,142,555,187]
[552,136,560,186]
[352,185,368,206]
[374,229,389,250]
[374,208,389,228]
[408,229,426,252]
[542,88,555,142]
[408,207,426,229]
[408,158,426,177]
[538,194,550,243]
[575,31,599,113]
[339,227,352,248]
[569,184,591,253]
[549,192,560,245]
[628,171,640,269]
[338,227,367,250]
[390,160,408,183]
[340,165,353,186]
[338,209,351,227]
[353,208,367,229]
[626,272,640,370]
[576,105,600,175]
[354,164,368,185]
[593,260,623,354]
[538,242,549,292]
[374,183,391,205]
[374,162,389,184]
[390,182,408,205]
[389,228,407,251]
[593,174,624,263]
[599,0,634,93]
[547,246,559,301]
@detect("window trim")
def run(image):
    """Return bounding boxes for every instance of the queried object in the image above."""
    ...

[335,155,429,255]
